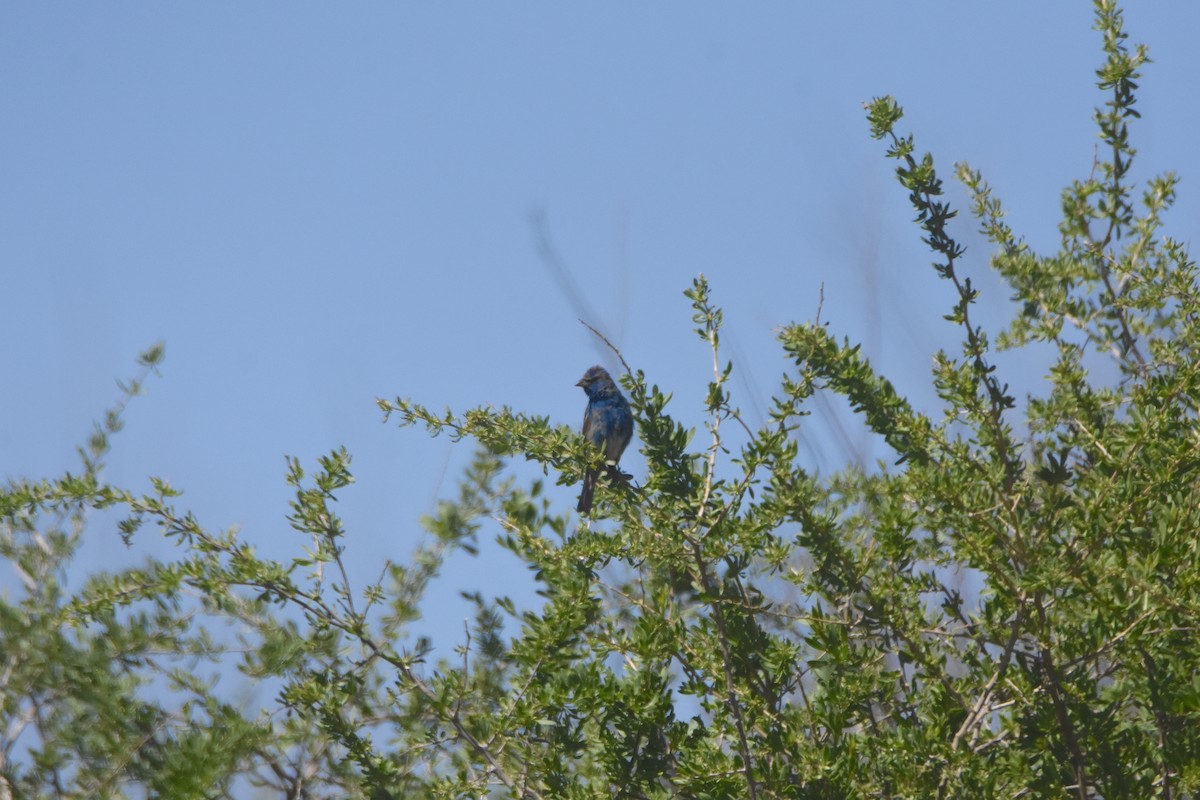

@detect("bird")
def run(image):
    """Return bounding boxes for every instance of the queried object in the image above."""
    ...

[575,365,633,515]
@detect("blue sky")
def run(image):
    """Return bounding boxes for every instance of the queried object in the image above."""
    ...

[4,4,1199,647]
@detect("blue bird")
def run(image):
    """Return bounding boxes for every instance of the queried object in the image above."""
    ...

[576,366,634,515]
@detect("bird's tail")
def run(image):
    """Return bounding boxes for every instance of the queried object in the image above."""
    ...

[577,470,596,515]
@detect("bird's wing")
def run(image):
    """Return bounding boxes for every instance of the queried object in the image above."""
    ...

[582,398,595,436]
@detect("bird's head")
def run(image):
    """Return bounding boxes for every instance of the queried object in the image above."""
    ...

[577,365,615,394]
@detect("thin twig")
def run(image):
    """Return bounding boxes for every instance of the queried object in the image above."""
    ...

[578,318,632,376]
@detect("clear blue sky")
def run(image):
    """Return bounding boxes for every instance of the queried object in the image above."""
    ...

[3,5,1199,640]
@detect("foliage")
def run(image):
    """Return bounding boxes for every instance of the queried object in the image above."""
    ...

[3,2,1199,797]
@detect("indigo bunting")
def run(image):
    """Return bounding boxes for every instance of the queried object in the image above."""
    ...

[576,366,634,515]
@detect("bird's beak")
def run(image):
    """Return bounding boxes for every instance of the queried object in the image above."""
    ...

[576,379,586,388]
